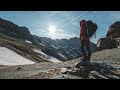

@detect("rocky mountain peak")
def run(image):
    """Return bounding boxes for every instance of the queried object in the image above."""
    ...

[0,18,32,41]
[96,21,120,51]
[106,21,120,39]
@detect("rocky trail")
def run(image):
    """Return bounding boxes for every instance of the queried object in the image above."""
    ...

[1,48,120,79]
[0,59,120,79]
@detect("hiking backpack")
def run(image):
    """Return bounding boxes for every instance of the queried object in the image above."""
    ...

[86,20,98,37]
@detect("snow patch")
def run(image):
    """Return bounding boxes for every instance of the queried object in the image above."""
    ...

[67,53,76,57]
[73,53,77,56]
[66,51,76,57]
[58,53,67,59]
[51,44,58,49]
[25,40,32,44]
[48,57,62,63]
[34,40,45,46]
[33,49,48,57]
[11,32,17,35]
[39,43,45,46]
[33,49,62,63]
[0,47,35,66]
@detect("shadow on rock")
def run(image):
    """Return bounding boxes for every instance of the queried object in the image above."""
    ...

[66,60,120,79]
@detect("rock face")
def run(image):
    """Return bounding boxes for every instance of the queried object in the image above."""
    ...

[96,21,120,51]
[106,21,120,39]
[0,18,33,41]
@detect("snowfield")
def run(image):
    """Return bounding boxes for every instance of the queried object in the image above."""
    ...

[33,49,48,57]
[48,57,62,63]
[0,47,35,66]
[33,49,62,63]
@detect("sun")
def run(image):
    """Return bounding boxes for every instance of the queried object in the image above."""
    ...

[48,24,56,35]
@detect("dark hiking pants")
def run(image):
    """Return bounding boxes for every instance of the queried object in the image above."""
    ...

[80,39,91,58]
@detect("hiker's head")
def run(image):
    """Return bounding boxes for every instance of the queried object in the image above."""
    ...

[80,20,86,27]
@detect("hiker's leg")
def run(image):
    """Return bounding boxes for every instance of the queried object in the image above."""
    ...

[80,40,87,59]
[85,40,91,60]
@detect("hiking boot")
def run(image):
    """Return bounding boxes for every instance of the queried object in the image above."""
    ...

[87,55,91,61]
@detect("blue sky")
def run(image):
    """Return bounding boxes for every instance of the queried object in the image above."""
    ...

[0,11,120,44]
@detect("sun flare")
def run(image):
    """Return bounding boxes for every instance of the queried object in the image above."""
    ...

[48,24,56,35]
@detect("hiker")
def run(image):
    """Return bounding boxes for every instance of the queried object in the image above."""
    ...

[80,20,91,61]
[79,20,98,61]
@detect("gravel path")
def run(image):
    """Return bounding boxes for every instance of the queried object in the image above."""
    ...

[91,48,120,66]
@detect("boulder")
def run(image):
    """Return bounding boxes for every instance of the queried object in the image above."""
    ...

[96,37,116,51]
[106,21,120,39]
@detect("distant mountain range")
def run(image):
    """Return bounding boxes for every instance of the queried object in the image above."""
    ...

[33,36,96,60]
[0,17,96,62]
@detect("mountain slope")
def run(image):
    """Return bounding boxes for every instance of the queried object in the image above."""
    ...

[0,18,67,62]
[34,36,96,60]
[0,17,96,63]
[0,18,33,41]
[0,33,48,63]
[0,18,70,62]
